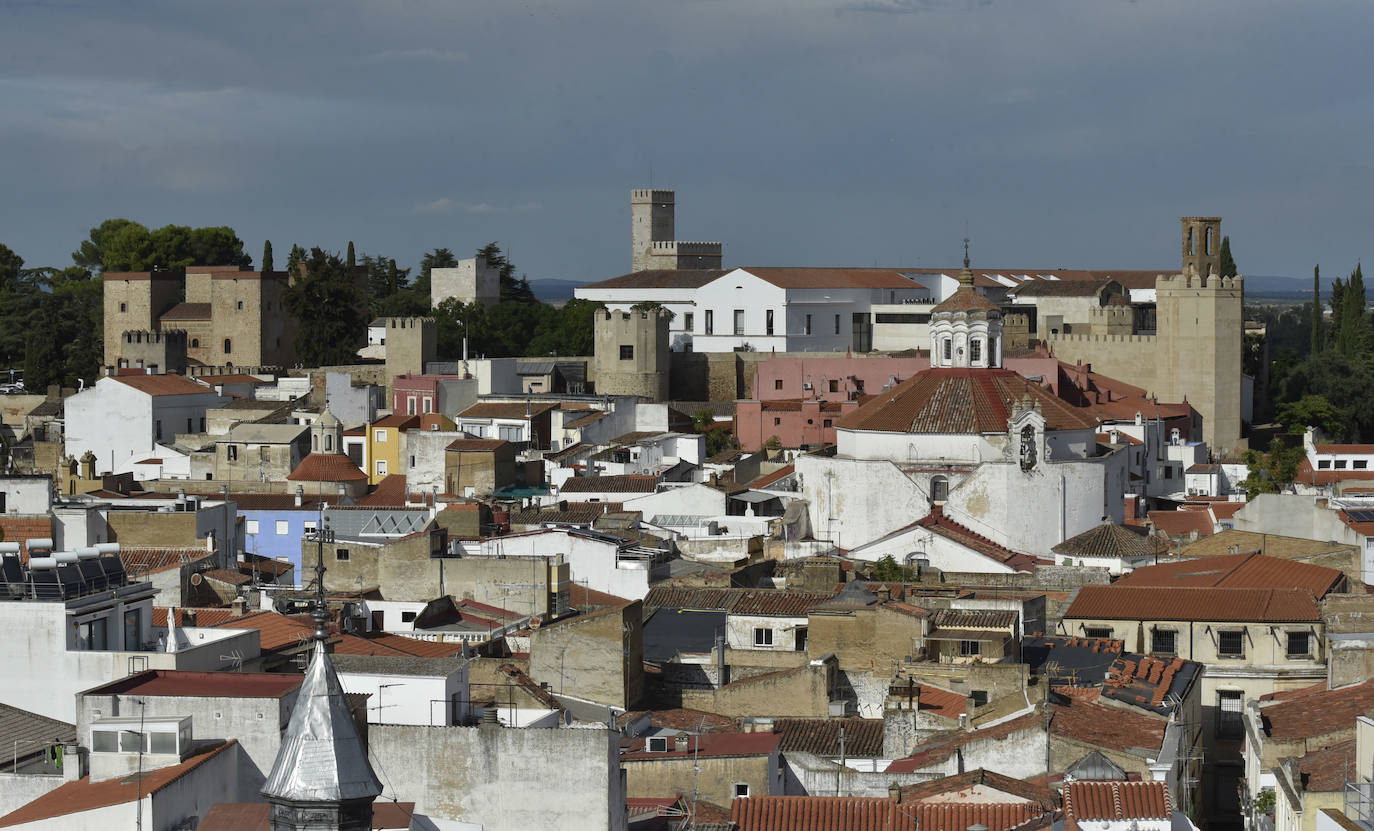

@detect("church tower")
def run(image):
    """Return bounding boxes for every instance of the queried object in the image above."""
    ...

[261,529,383,830]
[929,241,1003,369]
[310,408,343,455]
[1181,216,1222,281]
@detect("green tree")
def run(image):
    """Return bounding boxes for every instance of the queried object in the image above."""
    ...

[1328,276,1345,350]
[527,298,604,357]
[0,243,21,287]
[869,555,911,582]
[262,240,274,273]
[283,248,368,366]
[361,254,425,317]
[416,247,458,303]
[1338,263,1368,359]
[1277,394,1349,439]
[1239,438,1304,499]
[1218,236,1237,278]
[1311,265,1322,355]
[285,244,308,277]
[72,219,144,272]
[24,266,101,388]
[478,242,537,304]
[346,241,356,270]
[147,225,250,270]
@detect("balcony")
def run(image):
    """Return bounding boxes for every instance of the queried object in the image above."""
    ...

[1345,782,1374,829]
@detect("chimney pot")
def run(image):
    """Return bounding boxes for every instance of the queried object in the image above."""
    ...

[674,735,689,752]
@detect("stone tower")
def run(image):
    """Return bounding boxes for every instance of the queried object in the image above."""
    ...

[383,316,436,390]
[592,307,670,401]
[1181,216,1222,279]
[1156,217,1243,454]
[630,189,723,272]
[102,271,182,366]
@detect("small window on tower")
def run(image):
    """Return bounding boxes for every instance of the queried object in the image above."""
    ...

[620,345,634,360]
[970,339,982,363]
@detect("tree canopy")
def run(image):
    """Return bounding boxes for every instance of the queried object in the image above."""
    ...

[283,248,368,367]
[72,219,250,273]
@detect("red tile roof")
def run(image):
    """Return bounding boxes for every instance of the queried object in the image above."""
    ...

[202,568,252,585]
[905,506,1043,572]
[153,607,241,627]
[559,474,658,494]
[1115,552,1345,598]
[774,718,884,757]
[616,708,738,733]
[287,452,369,482]
[621,731,779,761]
[1259,680,1374,741]
[1064,585,1322,623]
[1146,509,1215,537]
[446,438,509,451]
[730,591,833,617]
[121,546,212,576]
[837,368,1099,435]
[83,669,301,698]
[1063,780,1169,820]
[579,269,728,290]
[112,374,215,396]
[359,475,419,507]
[729,796,904,831]
[211,610,316,652]
[1315,444,1374,454]
[1050,697,1167,755]
[1296,457,1374,486]
[0,516,54,562]
[897,768,1058,810]
[458,401,556,419]
[371,414,421,430]
[907,803,1047,831]
[886,710,1042,772]
[748,465,796,489]
[1296,739,1357,792]
[0,741,237,827]
[744,267,924,290]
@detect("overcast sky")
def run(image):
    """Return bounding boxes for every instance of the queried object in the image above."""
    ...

[1,0,1368,283]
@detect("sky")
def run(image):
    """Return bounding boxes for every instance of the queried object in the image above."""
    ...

[1,0,1370,285]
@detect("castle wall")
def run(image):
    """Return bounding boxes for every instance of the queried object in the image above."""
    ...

[1155,272,1244,453]
[1046,332,1161,400]
[431,258,500,308]
[592,309,671,401]
[102,273,181,366]
[118,330,188,374]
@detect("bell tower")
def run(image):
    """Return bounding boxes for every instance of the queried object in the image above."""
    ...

[1181,217,1222,280]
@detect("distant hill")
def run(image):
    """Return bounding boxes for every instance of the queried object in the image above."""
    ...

[528,279,583,303]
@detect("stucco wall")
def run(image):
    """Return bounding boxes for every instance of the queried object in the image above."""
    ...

[529,602,644,709]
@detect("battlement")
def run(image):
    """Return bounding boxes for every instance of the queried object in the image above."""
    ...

[649,241,722,253]
[1047,333,1158,346]
[1156,270,1244,292]
[1088,305,1132,319]
[386,317,436,329]
[122,329,187,345]
[632,189,675,203]
[601,308,672,324]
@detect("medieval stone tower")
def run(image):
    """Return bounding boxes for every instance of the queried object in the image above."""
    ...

[630,189,723,273]
[592,307,670,401]
[384,316,436,389]
[1156,217,1243,454]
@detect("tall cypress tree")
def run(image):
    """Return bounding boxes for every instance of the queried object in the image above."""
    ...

[1219,236,1238,278]
[346,241,356,269]
[1342,263,1368,358]
[1329,277,1346,350]
[1311,265,1322,355]
[262,240,274,273]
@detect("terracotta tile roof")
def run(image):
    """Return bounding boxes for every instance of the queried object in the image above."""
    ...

[457,401,556,419]
[0,740,237,827]
[932,286,1001,314]
[907,803,1048,831]
[1052,522,1167,560]
[446,438,509,452]
[335,633,465,658]
[1050,697,1167,755]
[1295,457,1374,486]
[510,502,624,526]
[240,556,293,578]
[112,374,215,396]
[1063,780,1169,820]
[729,796,904,831]
[569,584,633,610]
[836,368,1098,435]
[559,474,658,494]
[121,546,212,576]
[579,269,728,290]
[1259,680,1374,741]
[729,591,833,617]
[1115,552,1345,598]
[1295,739,1357,792]
[211,610,316,652]
[1064,585,1322,623]
[907,507,1043,572]
[621,731,779,761]
[158,302,212,320]
[1146,509,1215,537]
[744,267,923,290]
[644,586,743,611]
[84,669,301,698]
[616,707,738,732]
[359,475,419,507]
[1315,443,1374,454]
[897,768,1058,810]
[748,465,795,489]
[909,683,968,719]
[0,516,54,561]
[287,452,369,482]
[153,607,241,627]
[370,414,421,430]
[1209,501,1246,520]
[774,718,884,757]
[886,710,1042,772]
[202,568,252,585]
[1259,681,1328,702]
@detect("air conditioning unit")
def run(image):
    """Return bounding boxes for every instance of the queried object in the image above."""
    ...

[647,736,669,753]
[828,700,849,717]
[802,382,813,390]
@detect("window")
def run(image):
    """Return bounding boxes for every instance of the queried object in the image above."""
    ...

[705,310,714,335]
[407,397,416,415]
[376,460,388,476]
[1357,460,1369,469]
[765,309,774,335]
[970,339,982,363]
[92,730,117,752]
[1286,631,1311,657]
[401,611,417,623]
[1164,466,1173,479]
[119,302,127,313]
[823,419,832,428]
[77,618,108,651]
[734,309,745,336]
[684,312,694,331]
[1217,690,1243,738]
[773,417,781,426]
[423,398,433,414]
[275,520,289,535]
[119,730,142,753]
[376,429,388,442]
[246,519,260,535]
[804,314,813,335]
[304,521,317,532]
[971,690,989,707]
[237,300,244,310]
[191,338,199,348]
[335,548,350,561]
[647,736,668,753]
[620,344,634,360]
[1318,459,1331,469]
[1218,629,1244,657]
[124,608,141,651]
[834,314,841,335]
[774,379,783,390]
[795,626,807,651]
[148,731,176,755]
[942,338,951,361]
[931,475,949,503]
[958,640,981,657]
[828,379,839,393]
[1151,628,1176,655]
[199,418,205,432]
[753,627,774,647]
[223,338,232,354]
[409,455,415,468]
[227,444,239,462]
[1085,627,1113,639]
[734,783,751,798]
[1336,460,1349,469]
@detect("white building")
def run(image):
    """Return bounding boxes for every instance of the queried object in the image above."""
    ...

[334,654,471,727]
[65,374,225,475]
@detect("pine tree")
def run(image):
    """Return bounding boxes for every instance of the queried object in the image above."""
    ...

[1311,265,1322,355]
[1219,236,1238,278]
[346,241,355,269]
[262,240,274,273]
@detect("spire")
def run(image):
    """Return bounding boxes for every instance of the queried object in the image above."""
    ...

[963,236,970,270]
[957,237,975,291]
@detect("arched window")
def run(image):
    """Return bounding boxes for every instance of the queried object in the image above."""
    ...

[313,434,319,451]
[931,475,949,502]
[970,339,982,364]
[190,338,199,348]
[223,338,232,354]
[942,338,951,362]
[325,434,333,452]
[1186,227,1195,255]
[1204,226,1213,255]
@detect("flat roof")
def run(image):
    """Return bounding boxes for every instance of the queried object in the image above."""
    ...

[82,670,302,699]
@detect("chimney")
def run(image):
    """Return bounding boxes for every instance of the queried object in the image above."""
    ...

[888,782,902,803]
[1123,495,1138,522]
[295,485,304,508]
[230,596,246,617]
[674,735,689,752]
[876,585,891,602]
